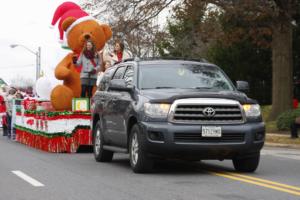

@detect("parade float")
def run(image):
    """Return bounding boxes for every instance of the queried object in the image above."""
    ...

[14,2,112,153]
[15,99,92,153]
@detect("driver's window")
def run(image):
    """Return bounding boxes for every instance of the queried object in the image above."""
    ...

[113,66,126,79]
[123,66,134,87]
[98,68,115,91]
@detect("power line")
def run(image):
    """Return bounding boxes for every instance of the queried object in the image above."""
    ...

[0,64,35,69]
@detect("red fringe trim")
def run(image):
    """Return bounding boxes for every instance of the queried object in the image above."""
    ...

[16,129,92,153]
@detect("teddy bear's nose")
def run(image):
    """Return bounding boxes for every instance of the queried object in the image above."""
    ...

[84,34,91,40]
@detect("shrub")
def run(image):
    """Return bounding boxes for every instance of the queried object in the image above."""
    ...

[277,108,300,131]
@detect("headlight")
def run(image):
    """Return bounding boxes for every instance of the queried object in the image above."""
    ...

[144,103,171,118]
[243,104,261,117]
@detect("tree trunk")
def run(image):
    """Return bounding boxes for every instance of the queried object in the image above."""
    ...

[269,20,293,121]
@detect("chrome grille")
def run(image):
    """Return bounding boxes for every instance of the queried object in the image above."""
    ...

[174,132,245,143]
[169,98,245,124]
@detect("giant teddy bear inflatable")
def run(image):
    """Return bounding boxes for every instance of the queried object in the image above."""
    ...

[50,2,112,110]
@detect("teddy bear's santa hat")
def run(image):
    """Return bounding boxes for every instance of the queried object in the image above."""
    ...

[51,1,93,41]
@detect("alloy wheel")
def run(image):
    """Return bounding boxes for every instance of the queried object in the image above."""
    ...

[95,129,101,155]
[131,132,139,166]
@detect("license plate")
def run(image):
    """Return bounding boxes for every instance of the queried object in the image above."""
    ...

[202,126,222,137]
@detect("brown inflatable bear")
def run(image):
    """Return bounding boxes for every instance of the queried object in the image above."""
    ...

[50,2,112,110]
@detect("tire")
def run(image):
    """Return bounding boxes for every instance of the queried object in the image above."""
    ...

[232,153,260,172]
[129,124,153,173]
[93,121,113,162]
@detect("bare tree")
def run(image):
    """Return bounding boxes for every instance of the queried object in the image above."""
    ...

[10,76,34,90]
[80,0,176,57]
[204,0,300,119]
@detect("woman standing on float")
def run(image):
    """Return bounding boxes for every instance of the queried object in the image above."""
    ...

[74,40,101,98]
[103,40,132,67]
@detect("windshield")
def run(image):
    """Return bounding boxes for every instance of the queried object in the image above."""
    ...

[139,63,234,91]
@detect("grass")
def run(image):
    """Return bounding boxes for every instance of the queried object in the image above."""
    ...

[261,105,279,132]
[261,105,272,121]
[262,105,300,146]
[266,134,300,146]
[265,120,278,132]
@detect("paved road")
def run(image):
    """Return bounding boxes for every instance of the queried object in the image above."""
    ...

[1,131,300,200]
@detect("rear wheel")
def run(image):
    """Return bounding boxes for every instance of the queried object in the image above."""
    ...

[93,121,113,162]
[129,124,153,173]
[232,153,260,172]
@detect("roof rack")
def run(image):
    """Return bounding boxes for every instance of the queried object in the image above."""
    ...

[121,57,207,63]
[122,58,135,62]
[140,57,207,62]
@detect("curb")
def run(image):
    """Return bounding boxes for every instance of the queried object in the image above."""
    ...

[265,142,300,149]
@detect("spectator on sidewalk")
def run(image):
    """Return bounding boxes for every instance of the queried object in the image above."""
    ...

[0,89,6,113]
[293,98,298,109]
[5,87,17,138]
[2,115,7,136]
[0,86,7,136]
[291,116,300,139]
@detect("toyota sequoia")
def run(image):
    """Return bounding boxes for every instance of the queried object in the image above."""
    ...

[91,59,265,173]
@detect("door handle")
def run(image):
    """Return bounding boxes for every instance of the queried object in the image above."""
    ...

[99,98,105,103]
[111,98,117,105]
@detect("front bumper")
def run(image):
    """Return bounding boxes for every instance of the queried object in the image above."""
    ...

[139,121,265,160]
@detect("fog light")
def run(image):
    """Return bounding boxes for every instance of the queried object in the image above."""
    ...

[255,131,265,141]
[148,131,164,141]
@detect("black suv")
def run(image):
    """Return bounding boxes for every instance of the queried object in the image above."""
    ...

[91,59,265,173]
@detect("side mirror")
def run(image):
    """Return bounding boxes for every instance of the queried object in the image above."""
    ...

[236,81,249,93]
[109,79,133,91]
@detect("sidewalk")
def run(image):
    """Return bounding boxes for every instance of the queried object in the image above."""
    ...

[265,133,300,149]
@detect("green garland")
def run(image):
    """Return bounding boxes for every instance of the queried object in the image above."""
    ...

[15,125,90,138]
[16,109,91,117]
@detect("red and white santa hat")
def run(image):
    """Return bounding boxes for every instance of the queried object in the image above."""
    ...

[51,2,93,41]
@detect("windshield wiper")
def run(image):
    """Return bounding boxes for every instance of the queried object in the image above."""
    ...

[190,87,213,89]
[155,86,177,89]
[141,87,176,90]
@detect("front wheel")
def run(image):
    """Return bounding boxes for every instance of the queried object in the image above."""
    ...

[129,124,153,173]
[93,121,113,162]
[232,153,260,172]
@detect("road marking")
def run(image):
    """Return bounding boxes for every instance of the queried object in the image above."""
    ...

[211,171,300,196]
[12,170,44,187]
[226,172,300,191]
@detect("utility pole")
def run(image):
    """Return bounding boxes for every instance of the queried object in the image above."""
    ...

[10,44,41,81]
[36,47,41,80]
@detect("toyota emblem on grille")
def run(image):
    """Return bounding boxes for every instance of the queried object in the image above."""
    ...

[203,107,216,117]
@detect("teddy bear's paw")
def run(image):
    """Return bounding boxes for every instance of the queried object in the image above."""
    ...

[50,85,74,111]
[55,67,71,80]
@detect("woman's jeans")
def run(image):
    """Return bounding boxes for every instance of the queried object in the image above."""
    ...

[81,85,93,98]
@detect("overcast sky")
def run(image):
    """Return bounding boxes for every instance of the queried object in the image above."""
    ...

[0,0,171,85]
[0,0,79,84]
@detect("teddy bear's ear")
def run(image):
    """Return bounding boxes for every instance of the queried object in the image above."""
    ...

[101,24,112,41]
[62,17,77,31]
